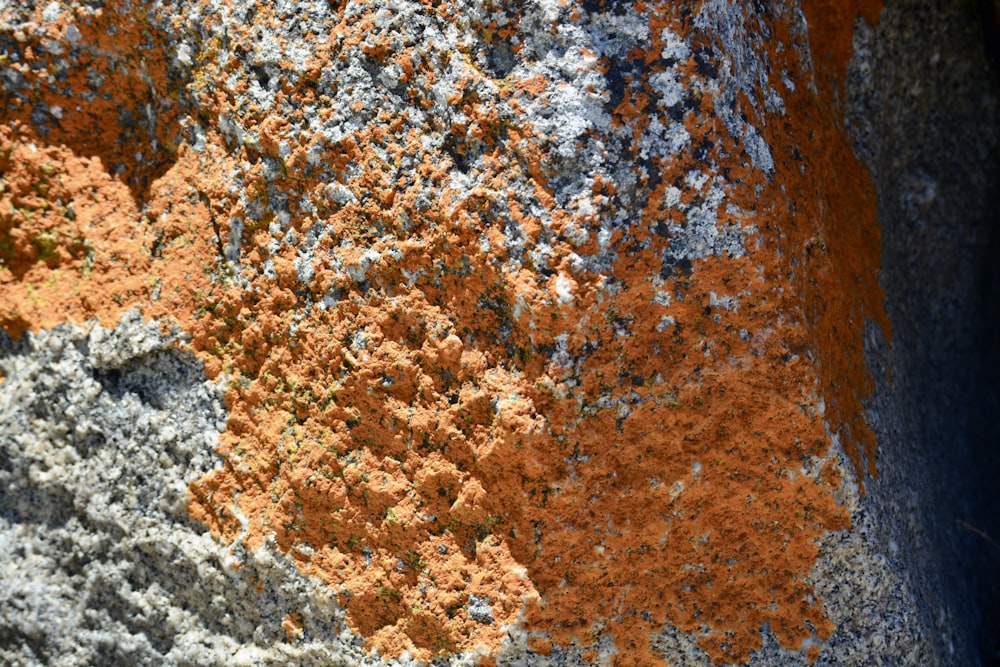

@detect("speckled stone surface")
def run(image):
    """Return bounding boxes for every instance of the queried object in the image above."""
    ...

[0,0,996,665]
[846,1,1000,664]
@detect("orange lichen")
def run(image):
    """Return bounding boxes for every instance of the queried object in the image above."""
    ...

[283,611,305,642]
[0,3,185,199]
[0,0,889,665]
[781,0,892,485]
[0,119,238,342]
[801,0,883,90]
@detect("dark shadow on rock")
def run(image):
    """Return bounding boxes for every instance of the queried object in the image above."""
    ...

[847,1,1000,664]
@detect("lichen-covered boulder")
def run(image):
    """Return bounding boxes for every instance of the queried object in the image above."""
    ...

[1,0,997,665]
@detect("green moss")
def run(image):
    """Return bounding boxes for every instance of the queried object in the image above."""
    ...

[377,585,402,602]
[475,514,504,541]
[404,549,425,571]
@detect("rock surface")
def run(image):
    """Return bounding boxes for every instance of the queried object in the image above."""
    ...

[0,0,996,665]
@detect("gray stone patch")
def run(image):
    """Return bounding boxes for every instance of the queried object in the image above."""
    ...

[0,313,438,667]
[466,595,494,625]
[844,1,1000,663]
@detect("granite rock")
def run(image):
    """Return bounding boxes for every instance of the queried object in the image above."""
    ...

[0,0,997,665]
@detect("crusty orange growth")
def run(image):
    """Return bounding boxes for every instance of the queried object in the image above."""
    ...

[0,0,888,664]
[781,0,892,487]
[283,611,305,642]
[0,3,184,200]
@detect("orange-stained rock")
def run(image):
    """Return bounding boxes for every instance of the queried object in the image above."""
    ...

[0,0,898,664]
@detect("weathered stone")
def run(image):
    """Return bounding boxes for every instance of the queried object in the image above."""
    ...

[0,0,996,665]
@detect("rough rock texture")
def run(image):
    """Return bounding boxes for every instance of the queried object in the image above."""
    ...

[0,0,996,665]
[846,2,1000,664]
[0,314,361,667]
